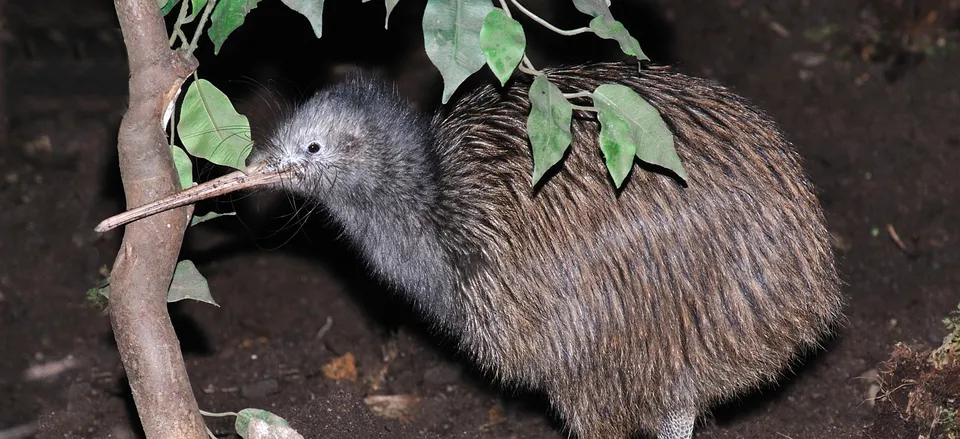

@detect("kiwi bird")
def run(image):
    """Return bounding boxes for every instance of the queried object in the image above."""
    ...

[98,61,844,439]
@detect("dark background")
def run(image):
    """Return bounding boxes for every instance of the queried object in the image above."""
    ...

[1,0,958,437]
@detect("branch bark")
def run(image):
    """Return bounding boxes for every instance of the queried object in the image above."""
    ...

[110,1,204,437]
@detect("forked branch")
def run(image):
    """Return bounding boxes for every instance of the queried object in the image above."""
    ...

[109,0,204,437]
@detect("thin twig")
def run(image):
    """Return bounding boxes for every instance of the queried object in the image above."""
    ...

[520,52,542,75]
[496,0,512,18]
[886,223,908,252]
[563,91,592,100]
[199,410,239,418]
[187,0,217,57]
[517,62,540,76]
[509,0,592,36]
[315,316,334,340]
[168,0,191,47]
[176,29,190,48]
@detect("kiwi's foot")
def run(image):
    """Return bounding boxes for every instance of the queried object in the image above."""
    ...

[658,409,695,439]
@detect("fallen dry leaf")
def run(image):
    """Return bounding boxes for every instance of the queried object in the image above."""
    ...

[363,394,421,423]
[322,353,358,382]
[488,405,506,425]
[23,135,52,156]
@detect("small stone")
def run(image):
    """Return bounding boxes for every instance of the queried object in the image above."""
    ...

[791,51,828,67]
[23,135,53,156]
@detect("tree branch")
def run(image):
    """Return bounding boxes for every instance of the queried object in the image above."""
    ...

[110,1,204,438]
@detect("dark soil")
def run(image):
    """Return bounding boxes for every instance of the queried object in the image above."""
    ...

[2,0,959,438]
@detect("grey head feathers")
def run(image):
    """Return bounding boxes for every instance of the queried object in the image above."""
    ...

[252,72,463,327]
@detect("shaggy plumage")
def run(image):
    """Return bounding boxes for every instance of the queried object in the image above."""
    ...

[249,62,844,439]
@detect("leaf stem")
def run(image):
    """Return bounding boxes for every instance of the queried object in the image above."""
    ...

[570,104,598,112]
[176,28,190,47]
[518,52,541,75]
[563,91,593,100]
[168,0,192,47]
[509,0,592,36]
[199,409,239,418]
[496,0,512,18]
[517,62,540,76]
[187,0,217,57]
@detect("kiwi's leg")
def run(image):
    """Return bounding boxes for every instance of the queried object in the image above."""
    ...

[658,409,695,439]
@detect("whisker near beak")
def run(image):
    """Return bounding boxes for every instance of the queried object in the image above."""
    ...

[94,162,293,233]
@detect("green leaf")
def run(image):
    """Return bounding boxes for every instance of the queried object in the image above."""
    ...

[571,0,648,62]
[85,285,110,311]
[594,107,637,187]
[86,274,111,312]
[527,75,573,185]
[171,145,194,190]
[168,260,219,306]
[385,0,400,29]
[236,409,291,438]
[178,78,253,171]
[189,0,208,18]
[85,261,217,306]
[571,0,611,18]
[589,16,648,61]
[191,211,237,226]
[208,0,261,55]
[480,9,526,86]
[593,83,686,185]
[160,0,180,15]
[280,0,325,38]
[87,275,111,299]
[422,0,495,104]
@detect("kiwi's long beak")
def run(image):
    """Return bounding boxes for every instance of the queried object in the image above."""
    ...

[94,162,291,233]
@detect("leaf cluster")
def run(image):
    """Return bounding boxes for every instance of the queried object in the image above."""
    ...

[431,0,687,186]
[95,0,694,329]
[161,0,688,191]
[87,0,696,342]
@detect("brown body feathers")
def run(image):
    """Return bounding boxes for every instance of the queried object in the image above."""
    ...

[259,61,844,438]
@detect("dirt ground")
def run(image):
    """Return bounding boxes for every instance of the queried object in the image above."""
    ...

[2,0,959,438]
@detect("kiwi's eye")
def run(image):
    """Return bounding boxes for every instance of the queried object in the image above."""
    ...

[307,142,321,154]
